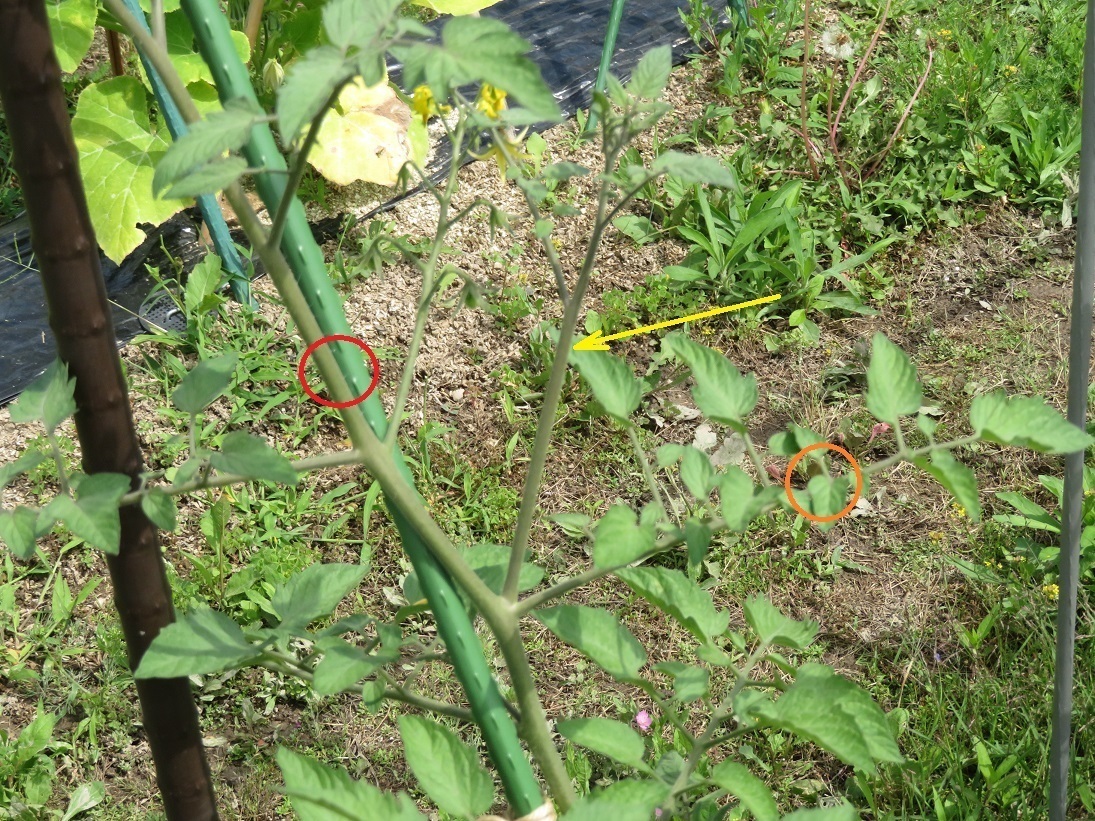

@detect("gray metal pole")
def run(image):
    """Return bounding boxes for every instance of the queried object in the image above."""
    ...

[1049,0,1095,815]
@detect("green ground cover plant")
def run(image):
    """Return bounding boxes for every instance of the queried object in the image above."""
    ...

[0,0,1092,818]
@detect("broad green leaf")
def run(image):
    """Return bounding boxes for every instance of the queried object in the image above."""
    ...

[171,351,239,414]
[572,351,643,423]
[277,747,424,821]
[680,446,715,500]
[560,779,669,821]
[464,543,544,594]
[183,253,226,317]
[60,780,106,821]
[45,473,131,554]
[312,638,393,695]
[158,10,250,89]
[153,98,261,196]
[593,504,655,568]
[534,605,647,681]
[913,450,981,520]
[307,79,417,186]
[652,661,709,702]
[72,77,186,262]
[866,334,922,424]
[720,467,781,532]
[272,563,367,630]
[782,804,859,820]
[0,450,48,490]
[970,392,1093,453]
[134,607,257,678]
[556,718,648,770]
[542,162,591,182]
[163,158,249,199]
[0,507,40,560]
[628,44,672,99]
[278,46,354,144]
[662,333,757,430]
[743,596,818,650]
[613,215,658,245]
[710,760,778,821]
[46,0,97,73]
[617,566,729,642]
[9,359,76,432]
[141,489,178,532]
[398,716,493,818]
[393,16,561,121]
[653,151,737,188]
[805,474,851,519]
[758,663,903,773]
[210,432,298,485]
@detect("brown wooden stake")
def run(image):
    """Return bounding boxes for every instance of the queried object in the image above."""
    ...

[0,3,218,819]
[106,28,124,76]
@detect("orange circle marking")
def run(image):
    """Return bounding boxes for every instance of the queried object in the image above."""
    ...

[783,442,863,524]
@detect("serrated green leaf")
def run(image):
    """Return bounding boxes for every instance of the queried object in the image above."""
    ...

[9,360,76,432]
[710,760,778,821]
[743,596,818,650]
[277,747,424,821]
[171,351,238,414]
[684,518,711,570]
[72,77,186,262]
[805,474,851,519]
[680,446,715,500]
[0,450,48,490]
[768,424,825,457]
[617,566,729,642]
[759,664,902,774]
[913,450,981,520]
[392,16,561,121]
[970,392,1093,453]
[272,563,367,630]
[556,718,648,770]
[653,661,710,702]
[866,334,922,424]
[628,44,671,98]
[0,507,40,560]
[46,0,97,73]
[153,98,261,196]
[210,432,298,485]
[278,46,354,143]
[398,716,493,818]
[653,151,737,188]
[542,162,590,182]
[720,467,780,532]
[593,504,655,568]
[662,333,757,430]
[141,489,178,532]
[534,605,647,681]
[312,638,392,696]
[163,157,249,199]
[572,351,643,423]
[134,607,257,677]
[560,779,669,821]
[323,0,402,50]
[45,473,131,554]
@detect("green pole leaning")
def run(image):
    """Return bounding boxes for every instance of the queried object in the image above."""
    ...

[177,1,547,815]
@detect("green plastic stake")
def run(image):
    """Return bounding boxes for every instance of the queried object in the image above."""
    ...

[120,0,254,307]
[177,1,546,814]
[583,0,627,136]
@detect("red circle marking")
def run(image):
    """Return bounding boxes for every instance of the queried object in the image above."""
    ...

[297,335,380,409]
[783,442,864,524]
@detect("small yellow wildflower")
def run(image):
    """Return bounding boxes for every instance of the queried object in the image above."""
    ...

[476,84,508,120]
[411,85,450,125]
[1003,64,1018,76]
[700,325,716,337]
[937,28,952,39]
[951,502,967,518]
[929,531,945,544]
[975,143,985,153]
[1042,583,1060,601]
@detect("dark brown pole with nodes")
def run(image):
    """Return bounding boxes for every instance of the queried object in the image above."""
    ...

[0,2,218,818]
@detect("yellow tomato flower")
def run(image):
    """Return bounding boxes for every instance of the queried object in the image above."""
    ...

[476,84,508,120]
[1042,583,1059,601]
[411,85,450,125]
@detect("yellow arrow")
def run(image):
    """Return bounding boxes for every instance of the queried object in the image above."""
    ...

[573,294,782,351]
